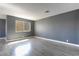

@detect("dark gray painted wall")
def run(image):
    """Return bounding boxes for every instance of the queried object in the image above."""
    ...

[7,15,34,40]
[0,19,5,37]
[76,10,79,44]
[35,10,79,44]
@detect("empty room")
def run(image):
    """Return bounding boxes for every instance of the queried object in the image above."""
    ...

[0,3,79,56]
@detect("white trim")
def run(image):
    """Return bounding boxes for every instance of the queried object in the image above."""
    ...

[35,36,79,48]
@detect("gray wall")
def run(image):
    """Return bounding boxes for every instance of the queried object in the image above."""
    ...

[7,15,34,40]
[76,10,79,44]
[0,19,5,37]
[35,9,79,44]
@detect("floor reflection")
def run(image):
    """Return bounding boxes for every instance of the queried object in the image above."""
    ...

[14,43,31,56]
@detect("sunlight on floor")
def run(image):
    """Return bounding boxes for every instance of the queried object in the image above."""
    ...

[14,43,31,56]
[7,39,29,45]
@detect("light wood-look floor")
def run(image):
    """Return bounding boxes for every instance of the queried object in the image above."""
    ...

[1,37,79,56]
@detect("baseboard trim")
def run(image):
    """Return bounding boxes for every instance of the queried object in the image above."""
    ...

[35,36,79,48]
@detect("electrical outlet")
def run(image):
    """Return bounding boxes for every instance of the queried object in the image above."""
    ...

[66,40,68,43]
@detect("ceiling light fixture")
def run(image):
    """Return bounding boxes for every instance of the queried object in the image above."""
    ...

[45,10,50,13]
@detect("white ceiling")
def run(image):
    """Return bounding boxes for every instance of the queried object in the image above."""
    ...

[0,3,79,21]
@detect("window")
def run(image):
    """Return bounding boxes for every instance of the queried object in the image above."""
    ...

[23,22,31,32]
[16,20,24,32]
[16,20,31,32]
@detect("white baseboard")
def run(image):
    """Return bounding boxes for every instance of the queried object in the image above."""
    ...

[34,36,79,48]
